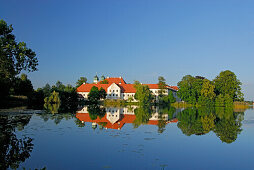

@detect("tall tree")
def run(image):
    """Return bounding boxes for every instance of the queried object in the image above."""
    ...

[213,70,243,101]
[134,84,153,106]
[76,77,87,87]
[0,20,38,79]
[158,76,166,97]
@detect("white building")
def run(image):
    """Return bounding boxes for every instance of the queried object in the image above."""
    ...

[77,76,180,101]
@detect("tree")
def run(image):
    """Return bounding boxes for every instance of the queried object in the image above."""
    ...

[76,77,87,87]
[88,86,100,103]
[134,84,153,106]
[99,87,107,99]
[213,70,243,101]
[100,79,109,84]
[12,74,33,96]
[158,76,166,97]
[215,94,225,107]
[0,20,38,79]
[177,75,203,105]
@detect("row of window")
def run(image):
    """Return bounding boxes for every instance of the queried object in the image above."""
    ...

[109,89,119,92]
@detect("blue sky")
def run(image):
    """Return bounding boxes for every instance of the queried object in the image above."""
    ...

[1,0,253,100]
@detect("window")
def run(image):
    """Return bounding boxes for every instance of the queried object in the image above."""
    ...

[116,94,118,96]
[110,90,111,92]
[113,90,114,92]
[109,94,111,96]
[116,90,118,92]
[113,94,114,96]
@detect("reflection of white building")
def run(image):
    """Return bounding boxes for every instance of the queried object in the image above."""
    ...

[77,76,180,101]
[76,106,178,130]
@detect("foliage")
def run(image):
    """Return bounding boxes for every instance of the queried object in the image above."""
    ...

[76,77,87,87]
[133,106,152,128]
[215,94,225,107]
[99,87,107,99]
[177,70,244,107]
[158,76,166,97]
[87,104,106,120]
[12,73,34,96]
[213,70,243,101]
[100,79,109,84]
[0,115,33,169]
[44,91,61,104]
[177,75,204,105]
[134,84,153,106]
[176,107,244,143]
[0,20,38,79]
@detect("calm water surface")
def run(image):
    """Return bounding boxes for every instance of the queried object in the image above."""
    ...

[1,106,254,170]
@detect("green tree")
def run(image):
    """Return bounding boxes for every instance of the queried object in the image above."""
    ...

[12,74,34,96]
[177,75,204,105]
[224,94,233,107]
[134,84,153,106]
[76,77,87,87]
[0,20,38,79]
[158,76,166,97]
[100,79,109,84]
[214,70,243,101]
[215,94,225,107]
[0,20,38,99]
[168,91,176,103]
[88,86,100,103]
[99,87,107,99]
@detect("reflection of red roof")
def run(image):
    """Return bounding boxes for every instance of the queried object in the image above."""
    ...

[76,112,178,130]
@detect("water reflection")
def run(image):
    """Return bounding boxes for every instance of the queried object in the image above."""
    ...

[76,105,178,131]
[0,114,33,169]
[76,105,246,143]
[177,107,244,143]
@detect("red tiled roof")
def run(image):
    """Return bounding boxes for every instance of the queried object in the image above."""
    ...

[76,77,178,93]
[76,84,111,92]
[99,77,127,84]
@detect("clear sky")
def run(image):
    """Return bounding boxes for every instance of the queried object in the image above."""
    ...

[1,0,253,100]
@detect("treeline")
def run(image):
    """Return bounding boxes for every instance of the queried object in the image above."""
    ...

[177,70,244,107]
[35,81,78,112]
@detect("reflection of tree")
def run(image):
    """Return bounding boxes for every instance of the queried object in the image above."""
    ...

[157,106,176,133]
[133,106,152,128]
[214,107,243,143]
[176,107,244,143]
[0,115,33,169]
[87,104,106,120]
[38,113,74,125]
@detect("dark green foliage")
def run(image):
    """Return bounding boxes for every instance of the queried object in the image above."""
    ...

[43,82,78,113]
[133,106,152,128]
[0,20,38,80]
[87,104,106,120]
[76,77,87,87]
[88,86,100,103]
[176,107,243,143]
[224,94,233,107]
[177,75,204,105]
[12,74,34,96]
[100,79,109,84]
[99,87,107,99]
[213,70,243,101]
[177,70,244,107]
[158,76,166,97]
[215,94,225,107]
[0,114,34,169]
[134,84,153,106]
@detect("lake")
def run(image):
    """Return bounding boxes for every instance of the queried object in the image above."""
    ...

[1,106,253,170]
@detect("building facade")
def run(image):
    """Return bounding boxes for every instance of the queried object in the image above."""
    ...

[76,76,180,101]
